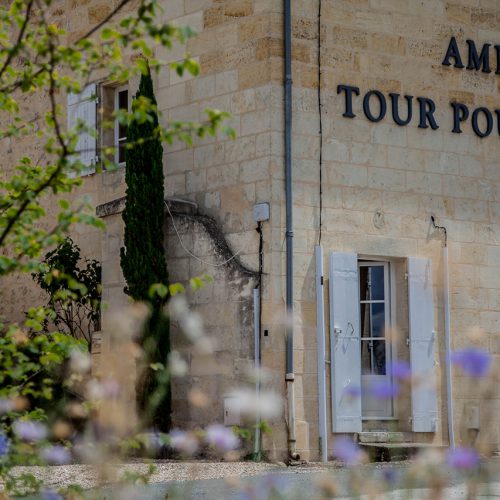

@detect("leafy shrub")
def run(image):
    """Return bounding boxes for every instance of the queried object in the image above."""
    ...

[33,237,101,348]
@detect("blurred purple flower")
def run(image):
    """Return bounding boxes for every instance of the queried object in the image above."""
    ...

[41,445,71,465]
[169,429,198,455]
[13,420,47,442]
[342,384,361,398]
[205,424,239,452]
[382,468,399,484]
[451,348,492,377]
[446,447,480,470]
[370,380,400,399]
[0,398,13,414]
[391,360,412,380]
[0,433,10,458]
[101,379,121,398]
[333,437,364,465]
[143,431,165,451]
[41,489,63,500]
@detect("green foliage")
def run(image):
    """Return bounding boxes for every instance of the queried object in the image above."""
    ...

[0,329,84,495]
[0,329,85,404]
[120,68,169,305]
[120,68,171,432]
[0,0,230,493]
[0,0,230,277]
[32,237,102,347]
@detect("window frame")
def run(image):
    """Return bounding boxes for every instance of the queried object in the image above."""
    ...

[358,258,398,420]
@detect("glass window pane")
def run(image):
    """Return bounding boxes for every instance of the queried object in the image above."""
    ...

[361,340,372,374]
[360,266,369,301]
[369,266,384,300]
[371,303,385,338]
[359,265,384,301]
[372,340,386,375]
[118,122,127,140]
[118,142,126,163]
[360,303,371,338]
[118,90,128,111]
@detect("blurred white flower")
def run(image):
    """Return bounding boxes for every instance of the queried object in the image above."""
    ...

[169,295,189,319]
[168,351,188,377]
[168,295,214,353]
[86,378,121,400]
[169,429,198,455]
[0,398,13,414]
[205,424,239,452]
[182,313,204,342]
[227,388,282,420]
[69,349,91,374]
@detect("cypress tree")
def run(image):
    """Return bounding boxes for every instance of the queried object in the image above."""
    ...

[120,67,171,432]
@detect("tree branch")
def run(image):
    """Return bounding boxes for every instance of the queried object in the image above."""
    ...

[0,0,34,81]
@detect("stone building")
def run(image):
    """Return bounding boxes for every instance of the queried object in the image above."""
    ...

[1,0,499,462]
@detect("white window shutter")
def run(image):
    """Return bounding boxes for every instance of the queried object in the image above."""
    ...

[329,251,362,433]
[408,257,438,432]
[67,83,97,175]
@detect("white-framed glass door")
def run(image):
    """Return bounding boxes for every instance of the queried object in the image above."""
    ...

[359,261,394,418]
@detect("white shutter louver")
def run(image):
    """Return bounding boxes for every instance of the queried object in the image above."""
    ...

[67,83,97,175]
[329,251,362,433]
[408,257,438,432]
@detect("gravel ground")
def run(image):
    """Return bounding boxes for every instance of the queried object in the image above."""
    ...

[7,458,498,495]
[8,461,286,490]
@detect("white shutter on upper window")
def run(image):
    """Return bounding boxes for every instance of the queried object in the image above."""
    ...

[408,257,438,432]
[329,251,362,433]
[67,83,97,175]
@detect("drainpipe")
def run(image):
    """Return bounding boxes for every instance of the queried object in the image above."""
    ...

[443,244,455,448]
[315,245,328,462]
[253,288,261,458]
[284,0,297,460]
[432,216,454,448]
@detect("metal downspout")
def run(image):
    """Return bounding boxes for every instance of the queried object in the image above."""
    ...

[284,0,297,460]
[443,245,455,448]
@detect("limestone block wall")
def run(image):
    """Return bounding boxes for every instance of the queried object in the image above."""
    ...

[155,0,291,457]
[276,0,500,459]
[165,213,259,430]
[95,198,259,435]
[1,0,499,463]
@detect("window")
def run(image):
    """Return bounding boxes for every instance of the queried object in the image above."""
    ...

[359,261,393,419]
[329,252,438,433]
[67,82,129,174]
[114,86,128,166]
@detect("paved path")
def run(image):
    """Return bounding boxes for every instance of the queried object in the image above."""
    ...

[100,461,500,499]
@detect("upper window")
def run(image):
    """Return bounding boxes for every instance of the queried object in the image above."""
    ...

[99,83,129,169]
[67,82,129,174]
[114,86,128,166]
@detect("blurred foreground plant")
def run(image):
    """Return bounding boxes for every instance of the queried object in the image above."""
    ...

[0,0,230,496]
